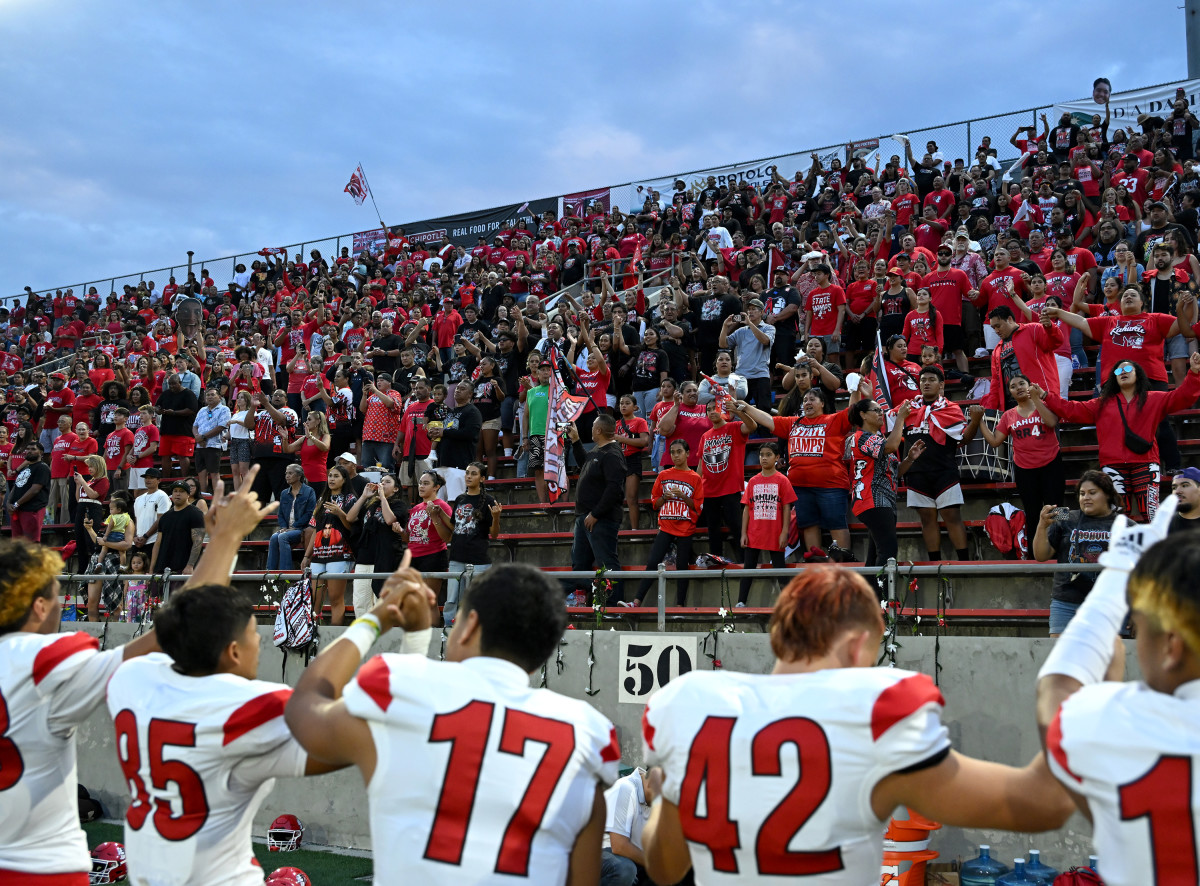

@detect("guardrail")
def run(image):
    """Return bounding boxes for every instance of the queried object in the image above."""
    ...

[58,559,1099,633]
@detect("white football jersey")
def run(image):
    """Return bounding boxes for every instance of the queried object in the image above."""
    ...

[0,630,122,876]
[1048,679,1200,886]
[343,653,621,886]
[642,668,949,885]
[105,653,307,886]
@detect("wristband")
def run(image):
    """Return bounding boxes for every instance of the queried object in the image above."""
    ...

[401,627,433,657]
[333,615,382,659]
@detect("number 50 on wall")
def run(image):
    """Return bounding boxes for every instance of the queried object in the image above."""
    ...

[617,636,697,704]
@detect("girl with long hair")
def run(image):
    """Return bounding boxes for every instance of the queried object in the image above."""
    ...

[300,463,358,626]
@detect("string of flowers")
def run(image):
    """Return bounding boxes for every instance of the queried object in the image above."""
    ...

[584,629,599,696]
[592,566,613,628]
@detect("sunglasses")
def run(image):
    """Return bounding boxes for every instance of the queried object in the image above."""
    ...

[1114,365,1136,376]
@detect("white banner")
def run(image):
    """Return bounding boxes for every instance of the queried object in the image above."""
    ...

[617,635,697,704]
[632,149,830,205]
[1054,79,1198,128]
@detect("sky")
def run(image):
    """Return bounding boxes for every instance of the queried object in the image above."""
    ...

[0,0,1190,299]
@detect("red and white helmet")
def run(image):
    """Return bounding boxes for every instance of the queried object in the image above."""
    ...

[89,842,127,884]
[267,814,304,851]
[267,867,311,886]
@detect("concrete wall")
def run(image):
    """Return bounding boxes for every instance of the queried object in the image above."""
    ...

[74,623,1117,871]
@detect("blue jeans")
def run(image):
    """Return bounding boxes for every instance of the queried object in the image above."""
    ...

[633,388,657,420]
[601,848,638,886]
[445,560,492,626]
[361,440,394,470]
[1070,326,1088,368]
[570,515,623,602]
[267,528,303,570]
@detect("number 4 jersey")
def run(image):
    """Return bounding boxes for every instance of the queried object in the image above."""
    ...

[1047,680,1200,886]
[343,653,621,886]
[642,667,949,885]
[0,631,122,879]
[105,653,307,886]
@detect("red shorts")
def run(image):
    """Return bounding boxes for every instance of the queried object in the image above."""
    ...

[160,435,195,458]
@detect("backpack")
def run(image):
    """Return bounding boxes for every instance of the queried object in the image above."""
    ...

[273,573,318,675]
[984,502,1028,559]
[1053,867,1103,885]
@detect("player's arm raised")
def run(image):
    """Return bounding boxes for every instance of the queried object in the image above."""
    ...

[121,465,278,660]
[284,552,435,781]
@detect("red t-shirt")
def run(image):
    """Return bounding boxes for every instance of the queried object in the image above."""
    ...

[104,427,135,471]
[68,435,97,468]
[848,430,899,516]
[913,219,948,253]
[50,432,77,479]
[771,411,852,489]
[805,285,846,336]
[651,467,704,537]
[131,424,159,469]
[920,268,972,326]
[616,415,649,458]
[741,472,797,552]
[300,437,329,483]
[662,405,711,468]
[699,424,748,498]
[892,193,921,226]
[1089,312,1176,383]
[407,499,451,557]
[576,367,610,413]
[648,400,674,434]
[72,393,102,428]
[996,407,1059,470]
[44,388,75,422]
[845,280,880,317]
[903,309,944,352]
[977,268,1025,315]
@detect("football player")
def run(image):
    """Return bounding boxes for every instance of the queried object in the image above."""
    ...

[1038,495,1200,885]
[285,561,620,886]
[641,565,1074,885]
[0,465,275,884]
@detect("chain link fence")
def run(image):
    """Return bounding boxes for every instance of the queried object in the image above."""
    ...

[14,83,1184,303]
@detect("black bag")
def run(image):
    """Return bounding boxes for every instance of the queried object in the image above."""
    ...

[1115,395,1154,455]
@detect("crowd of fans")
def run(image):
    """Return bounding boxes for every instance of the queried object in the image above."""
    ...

[12,88,1200,631]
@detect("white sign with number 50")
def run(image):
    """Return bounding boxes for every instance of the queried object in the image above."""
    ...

[617,636,697,704]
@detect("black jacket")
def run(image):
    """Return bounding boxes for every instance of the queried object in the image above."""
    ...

[571,440,626,524]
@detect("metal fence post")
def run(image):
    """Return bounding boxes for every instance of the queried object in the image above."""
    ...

[657,563,666,632]
[966,120,972,155]
[885,558,898,604]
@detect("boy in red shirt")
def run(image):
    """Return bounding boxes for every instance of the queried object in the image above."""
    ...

[634,439,704,606]
[738,441,796,606]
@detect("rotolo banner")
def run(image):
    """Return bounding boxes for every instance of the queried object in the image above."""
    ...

[393,197,559,248]
[630,147,842,206]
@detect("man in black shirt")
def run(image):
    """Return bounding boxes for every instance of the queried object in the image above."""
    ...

[149,481,206,575]
[8,441,50,542]
[654,299,692,383]
[156,374,200,479]
[680,275,742,376]
[431,380,482,503]
[565,414,626,603]
[764,268,803,366]
[367,318,404,377]
[1134,201,1195,263]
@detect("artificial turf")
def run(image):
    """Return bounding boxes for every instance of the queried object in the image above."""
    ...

[84,821,374,885]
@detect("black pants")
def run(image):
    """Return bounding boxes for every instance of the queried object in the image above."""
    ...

[637,531,694,605]
[75,500,104,568]
[1149,379,1182,471]
[703,493,743,560]
[1013,455,1065,540]
[328,432,355,467]
[745,376,773,411]
[251,458,291,503]
[738,548,786,604]
[858,506,898,568]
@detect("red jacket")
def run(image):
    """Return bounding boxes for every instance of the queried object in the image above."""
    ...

[983,322,1063,410]
[1046,370,1200,464]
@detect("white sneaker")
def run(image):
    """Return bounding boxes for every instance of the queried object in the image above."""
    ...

[735,601,746,608]
[974,347,989,358]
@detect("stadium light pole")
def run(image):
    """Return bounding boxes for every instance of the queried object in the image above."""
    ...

[1189,0,1200,79]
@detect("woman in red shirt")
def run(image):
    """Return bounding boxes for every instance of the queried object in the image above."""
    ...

[88,353,116,392]
[614,395,650,530]
[1045,353,1200,520]
[569,321,611,445]
[967,374,1064,535]
[902,289,943,355]
[634,439,704,606]
[406,469,453,622]
[655,381,711,469]
[846,396,919,568]
[285,410,331,498]
[737,441,796,606]
[647,378,677,472]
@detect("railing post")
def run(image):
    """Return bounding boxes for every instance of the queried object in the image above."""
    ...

[885,557,898,604]
[966,120,972,157]
[657,563,666,632]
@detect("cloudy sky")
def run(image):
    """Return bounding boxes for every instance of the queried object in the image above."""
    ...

[1,0,1189,298]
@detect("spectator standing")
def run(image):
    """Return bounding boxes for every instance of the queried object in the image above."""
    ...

[737,441,795,606]
[46,416,76,524]
[444,462,501,627]
[520,360,552,503]
[396,377,436,500]
[698,400,756,562]
[430,379,482,503]
[922,243,975,372]
[130,466,169,562]
[72,454,110,570]
[968,378,1064,535]
[847,397,921,568]
[803,265,846,362]
[903,365,972,561]
[104,407,134,492]
[148,480,205,576]
[228,391,253,490]
[191,388,229,497]
[127,404,160,494]
[406,469,453,623]
[471,356,507,478]
[265,463,316,571]
[83,493,133,622]
[1031,469,1119,636]
[323,368,357,467]
[1045,355,1200,520]
[285,410,330,498]
[719,299,775,408]
[680,274,741,378]
[359,374,404,470]
[566,414,627,604]
[8,441,49,541]
[982,306,1063,411]
[346,473,409,617]
[40,373,74,451]
[655,381,712,470]
[242,389,299,503]
[696,350,747,406]
[614,395,650,530]
[635,439,703,606]
[154,374,198,478]
[300,463,358,626]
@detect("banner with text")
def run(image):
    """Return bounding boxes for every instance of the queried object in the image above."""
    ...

[630,148,841,205]
[560,187,611,220]
[395,197,559,248]
[1054,79,1197,129]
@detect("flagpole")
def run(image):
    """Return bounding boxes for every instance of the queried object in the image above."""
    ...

[357,162,388,232]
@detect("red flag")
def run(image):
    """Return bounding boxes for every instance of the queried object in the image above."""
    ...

[344,166,368,205]
[622,241,643,290]
[701,373,735,420]
[257,247,287,257]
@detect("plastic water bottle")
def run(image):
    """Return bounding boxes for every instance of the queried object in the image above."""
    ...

[1088,854,1100,873]
[1025,850,1058,884]
[961,845,1009,885]
[997,858,1042,885]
